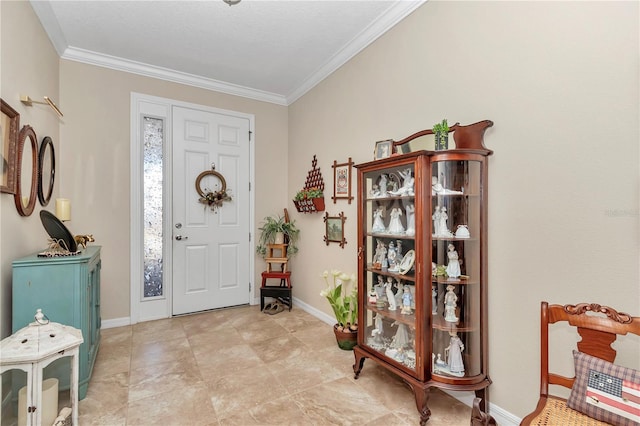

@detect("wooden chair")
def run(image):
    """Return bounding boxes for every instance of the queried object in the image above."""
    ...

[520,301,640,425]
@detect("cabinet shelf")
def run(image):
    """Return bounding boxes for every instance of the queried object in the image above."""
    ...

[432,236,478,242]
[431,315,478,333]
[366,264,415,282]
[366,195,415,202]
[432,277,478,285]
[366,303,416,326]
[368,232,416,240]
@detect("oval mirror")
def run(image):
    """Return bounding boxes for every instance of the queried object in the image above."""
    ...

[38,136,55,206]
[14,125,38,216]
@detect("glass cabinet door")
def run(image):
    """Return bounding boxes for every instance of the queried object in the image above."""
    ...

[431,159,483,379]
[361,162,418,372]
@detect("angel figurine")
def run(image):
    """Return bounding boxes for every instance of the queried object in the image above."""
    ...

[372,206,386,233]
[387,208,405,234]
[389,168,414,196]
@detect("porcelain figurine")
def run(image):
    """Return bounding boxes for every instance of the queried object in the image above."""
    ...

[444,285,458,322]
[455,225,470,238]
[387,207,405,234]
[389,168,414,196]
[385,279,397,311]
[372,206,386,233]
[432,286,438,314]
[401,285,413,315]
[445,244,461,278]
[405,203,415,236]
[446,332,465,374]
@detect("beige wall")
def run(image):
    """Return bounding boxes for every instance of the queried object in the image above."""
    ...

[1,0,638,421]
[0,0,60,337]
[289,0,639,419]
[59,60,288,321]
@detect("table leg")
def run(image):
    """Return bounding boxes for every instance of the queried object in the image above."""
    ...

[71,349,80,425]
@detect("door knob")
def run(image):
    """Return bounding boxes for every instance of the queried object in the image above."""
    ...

[175,235,188,241]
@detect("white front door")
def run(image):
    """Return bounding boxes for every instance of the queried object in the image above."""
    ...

[172,106,250,315]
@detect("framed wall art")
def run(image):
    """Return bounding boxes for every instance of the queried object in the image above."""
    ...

[374,139,393,160]
[324,211,347,248]
[331,157,353,204]
[1,99,20,194]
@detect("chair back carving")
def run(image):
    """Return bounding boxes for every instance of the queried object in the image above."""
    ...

[521,301,640,425]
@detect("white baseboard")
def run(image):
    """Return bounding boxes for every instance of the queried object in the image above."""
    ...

[101,317,130,329]
[441,390,520,425]
[291,296,335,326]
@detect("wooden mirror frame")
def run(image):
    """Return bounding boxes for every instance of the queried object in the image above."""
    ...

[14,125,38,216]
[1,99,19,194]
[38,136,55,206]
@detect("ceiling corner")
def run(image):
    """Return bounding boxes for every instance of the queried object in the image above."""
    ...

[286,0,427,105]
[29,0,68,56]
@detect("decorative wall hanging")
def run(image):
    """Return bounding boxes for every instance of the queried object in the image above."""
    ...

[1,99,19,194]
[293,154,325,213]
[324,211,347,248]
[14,125,38,217]
[195,166,232,212]
[38,136,55,206]
[331,157,353,204]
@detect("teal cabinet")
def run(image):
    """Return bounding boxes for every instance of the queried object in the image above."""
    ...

[12,246,101,399]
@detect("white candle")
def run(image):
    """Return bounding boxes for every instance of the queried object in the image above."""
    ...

[41,378,59,426]
[17,379,58,426]
[55,198,71,221]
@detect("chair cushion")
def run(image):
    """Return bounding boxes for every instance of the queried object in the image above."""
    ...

[567,350,640,426]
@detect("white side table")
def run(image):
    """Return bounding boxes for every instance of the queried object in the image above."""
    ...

[0,320,83,425]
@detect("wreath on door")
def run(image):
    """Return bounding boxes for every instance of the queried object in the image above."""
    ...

[195,169,232,212]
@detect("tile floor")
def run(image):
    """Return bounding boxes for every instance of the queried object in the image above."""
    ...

[13,305,474,425]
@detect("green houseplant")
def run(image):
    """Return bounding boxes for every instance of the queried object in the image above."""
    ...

[293,187,325,213]
[433,118,449,150]
[256,214,300,257]
[321,270,358,350]
[294,188,324,201]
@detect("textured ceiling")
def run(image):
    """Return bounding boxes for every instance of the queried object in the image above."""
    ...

[31,0,424,105]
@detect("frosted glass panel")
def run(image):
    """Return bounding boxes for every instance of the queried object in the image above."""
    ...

[143,116,164,298]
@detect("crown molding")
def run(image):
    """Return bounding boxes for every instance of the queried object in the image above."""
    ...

[31,0,425,106]
[61,47,288,105]
[285,0,426,105]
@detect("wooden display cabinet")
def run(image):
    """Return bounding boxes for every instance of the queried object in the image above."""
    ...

[353,121,495,425]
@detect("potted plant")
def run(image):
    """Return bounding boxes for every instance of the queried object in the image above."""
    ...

[320,270,358,350]
[293,187,325,213]
[256,214,300,258]
[432,118,449,150]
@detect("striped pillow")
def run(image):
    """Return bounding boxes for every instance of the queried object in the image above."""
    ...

[567,350,640,426]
